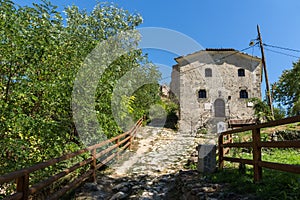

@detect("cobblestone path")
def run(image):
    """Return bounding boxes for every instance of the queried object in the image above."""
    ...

[72,126,223,200]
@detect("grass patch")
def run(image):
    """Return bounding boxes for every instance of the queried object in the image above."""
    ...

[229,148,300,165]
[262,148,300,165]
[218,147,300,199]
[217,124,300,199]
[208,167,300,199]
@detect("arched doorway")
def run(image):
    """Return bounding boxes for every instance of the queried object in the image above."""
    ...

[214,99,225,117]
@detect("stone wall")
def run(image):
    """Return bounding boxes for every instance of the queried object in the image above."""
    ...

[170,50,262,134]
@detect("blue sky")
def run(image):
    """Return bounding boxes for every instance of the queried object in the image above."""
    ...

[13,0,300,87]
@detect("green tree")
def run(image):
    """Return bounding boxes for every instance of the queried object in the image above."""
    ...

[0,0,160,174]
[248,98,285,122]
[272,60,300,116]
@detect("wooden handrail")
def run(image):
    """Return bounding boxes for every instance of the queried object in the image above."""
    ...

[220,115,300,136]
[218,115,300,182]
[0,117,144,200]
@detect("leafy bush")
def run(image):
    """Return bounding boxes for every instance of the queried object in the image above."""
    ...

[0,0,160,179]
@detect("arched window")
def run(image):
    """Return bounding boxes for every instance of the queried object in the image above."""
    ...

[238,68,245,77]
[240,90,248,98]
[205,68,212,77]
[198,89,207,98]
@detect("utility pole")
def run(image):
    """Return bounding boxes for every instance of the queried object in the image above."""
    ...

[257,24,274,118]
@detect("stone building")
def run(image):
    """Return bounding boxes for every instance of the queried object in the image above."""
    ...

[170,48,262,134]
[160,84,170,98]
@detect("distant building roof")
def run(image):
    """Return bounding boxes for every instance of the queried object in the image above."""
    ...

[205,48,236,51]
[174,48,261,63]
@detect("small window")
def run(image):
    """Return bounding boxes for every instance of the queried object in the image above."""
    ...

[198,89,207,98]
[240,90,248,98]
[238,69,245,77]
[205,68,212,77]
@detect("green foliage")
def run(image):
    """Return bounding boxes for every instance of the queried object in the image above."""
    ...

[248,97,285,122]
[131,75,162,120]
[156,98,179,129]
[274,130,300,141]
[0,0,160,180]
[209,167,300,199]
[273,106,286,120]
[262,148,300,165]
[272,60,300,116]
[196,127,208,135]
[184,162,197,170]
[230,147,300,165]
[1,0,77,174]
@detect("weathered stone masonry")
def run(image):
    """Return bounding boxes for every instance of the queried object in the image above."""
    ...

[170,49,262,134]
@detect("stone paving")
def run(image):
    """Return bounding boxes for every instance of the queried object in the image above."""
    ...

[72,126,252,200]
[113,126,206,177]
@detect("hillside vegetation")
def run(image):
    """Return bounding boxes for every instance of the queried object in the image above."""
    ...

[0,0,161,175]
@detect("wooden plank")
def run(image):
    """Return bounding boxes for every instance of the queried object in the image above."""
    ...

[259,140,300,148]
[223,157,253,165]
[16,172,29,200]
[94,136,130,160]
[29,158,93,195]
[221,115,300,136]
[96,152,118,170]
[222,142,252,148]
[0,116,144,198]
[118,135,131,145]
[252,128,262,182]
[90,149,96,183]
[3,192,23,200]
[87,136,123,151]
[119,142,130,152]
[0,170,27,185]
[218,135,224,169]
[0,148,90,184]
[87,116,143,151]
[259,161,300,174]
[47,169,94,200]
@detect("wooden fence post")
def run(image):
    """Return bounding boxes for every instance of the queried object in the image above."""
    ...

[16,171,29,200]
[218,134,224,170]
[132,128,137,144]
[129,134,133,151]
[89,149,96,182]
[252,128,262,182]
[117,138,120,160]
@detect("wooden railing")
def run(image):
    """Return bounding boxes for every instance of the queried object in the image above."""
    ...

[0,117,144,200]
[218,115,300,182]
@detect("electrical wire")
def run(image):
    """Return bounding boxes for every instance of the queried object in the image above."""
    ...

[161,43,300,81]
[264,47,300,59]
[263,43,300,53]
[160,45,256,81]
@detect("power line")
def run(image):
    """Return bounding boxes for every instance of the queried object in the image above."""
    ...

[263,43,300,53]
[264,47,300,59]
[161,43,300,81]
[160,45,255,81]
